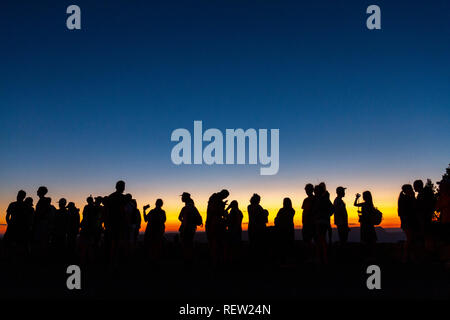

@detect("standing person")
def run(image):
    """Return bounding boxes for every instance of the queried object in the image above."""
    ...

[105,181,127,265]
[247,193,269,262]
[224,200,243,264]
[206,189,229,266]
[125,196,141,255]
[93,196,104,249]
[398,184,418,263]
[178,192,202,264]
[413,180,436,251]
[53,198,69,259]
[123,193,134,254]
[80,196,98,264]
[333,186,350,245]
[143,199,166,261]
[100,195,110,260]
[314,183,334,264]
[33,186,53,258]
[274,198,295,264]
[4,190,27,258]
[354,191,377,260]
[301,184,316,261]
[66,202,80,260]
[23,197,35,255]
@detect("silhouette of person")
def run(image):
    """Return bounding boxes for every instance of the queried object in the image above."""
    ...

[143,199,166,261]
[274,197,295,263]
[131,199,141,251]
[313,183,334,264]
[53,198,69,257]
[301,184,316,261]
[93,196,104,247]
[123,193,133,245]
[105,180,127,265]
[66,202,80,259]
[224,200,243,264]
[23,197,34,255]
[247,193,268,261]
[413,180,436,250]
[124,194,140,254]
[178,192,202,264]
[354,191,377,259]
[319,182,333,246]
[398,184,418,262]
[5,190,26,241]
[4,190,28,257]
[206,189,229,266]
[80,196,98,264]
[100,195,110,259]
[33,186,53,256]
[334,186,350,245]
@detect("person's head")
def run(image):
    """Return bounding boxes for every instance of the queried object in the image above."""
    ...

[101,196,108,205]
[67,202,77,212]
[17,190,26,202]
[218,189,229,200]
[305,183,314,196]
[362,191,373,206]
[181,192,191,203]
[336,186,346,198]
[37,186,48,198]
[86,196,94,205]
[125,193,132,202]
[155,199,163,208]
[58,198,67,209]
[413,180,424,193]
[115,180,125,193]
[250,193,261,205]
[94,196,103,205]
[24,197,33,207]
[229,200,238,209]
[283,197,292,208]
[316,184,325,196]
[314,185,320,196]
[401,184,415,197]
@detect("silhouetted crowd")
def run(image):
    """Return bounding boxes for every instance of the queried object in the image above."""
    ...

[3,167,450,267]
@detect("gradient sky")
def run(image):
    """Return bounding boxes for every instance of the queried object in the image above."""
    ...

[1,0,449,232]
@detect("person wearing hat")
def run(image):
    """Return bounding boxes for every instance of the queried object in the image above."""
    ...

[178,192,203,263]
[34,186,53,255]
[206,189,229,266]
[333,186,350,245]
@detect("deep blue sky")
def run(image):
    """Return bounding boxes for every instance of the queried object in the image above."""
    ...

[1,0,449,224]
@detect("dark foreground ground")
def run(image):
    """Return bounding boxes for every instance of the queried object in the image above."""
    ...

[1,237,449,304]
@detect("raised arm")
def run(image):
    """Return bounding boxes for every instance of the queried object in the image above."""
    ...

[354,194,363,207]
[143,205,150,222]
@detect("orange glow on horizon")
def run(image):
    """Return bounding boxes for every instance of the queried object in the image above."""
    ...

[0,197,401,235]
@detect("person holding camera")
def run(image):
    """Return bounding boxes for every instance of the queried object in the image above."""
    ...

[354,191,377,259]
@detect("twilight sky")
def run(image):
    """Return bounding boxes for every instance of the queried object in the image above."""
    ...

[1,0,449,231]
